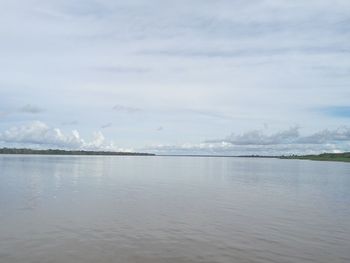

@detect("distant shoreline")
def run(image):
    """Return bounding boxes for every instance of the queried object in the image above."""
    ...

[279,153,350,163]
[160,153,350,163]
[1,148,349,163]
[0,148,155,156]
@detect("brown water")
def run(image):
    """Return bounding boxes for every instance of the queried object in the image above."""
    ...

[0,155,350,263]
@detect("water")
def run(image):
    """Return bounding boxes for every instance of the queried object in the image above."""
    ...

[0,155,350,263]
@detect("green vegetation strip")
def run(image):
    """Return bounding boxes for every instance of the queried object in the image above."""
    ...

[0,148,155,156]
[280,153,350,163]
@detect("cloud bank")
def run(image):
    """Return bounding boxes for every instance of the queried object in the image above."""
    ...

[1,122,350,155]
[207,126,350,145]
[0,121,120,151]
[145,127,350,155]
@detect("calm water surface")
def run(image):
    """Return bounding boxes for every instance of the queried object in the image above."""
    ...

[0,155,350,263]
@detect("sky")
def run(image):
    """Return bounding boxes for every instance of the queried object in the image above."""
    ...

[1,0,350,155]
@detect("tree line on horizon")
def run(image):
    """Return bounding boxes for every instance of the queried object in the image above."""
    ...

[0,148,155,156]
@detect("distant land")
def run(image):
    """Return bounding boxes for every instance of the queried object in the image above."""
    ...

[279,152,350,163]
[0,148,155,156]
[1,148,350,162]
[162,153,350,163]
[240,153,350,163]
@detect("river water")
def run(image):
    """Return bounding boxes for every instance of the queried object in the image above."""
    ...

[0,155,349,263]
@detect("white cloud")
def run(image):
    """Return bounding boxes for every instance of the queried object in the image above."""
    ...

[101,122,112,129]
[300,127,350,144]
[112,104,141,113]
[208,126,300,145]
[19,104,44,114]
[0,121,120,151]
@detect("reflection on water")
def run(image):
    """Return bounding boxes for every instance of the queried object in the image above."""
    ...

[0,155,350,263]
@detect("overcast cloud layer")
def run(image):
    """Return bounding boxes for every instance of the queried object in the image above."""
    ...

[1,0,350,154]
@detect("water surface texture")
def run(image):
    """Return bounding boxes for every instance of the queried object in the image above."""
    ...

[1,155,350,263]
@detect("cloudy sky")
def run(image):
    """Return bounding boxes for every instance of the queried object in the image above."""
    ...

[1,0,350,155]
